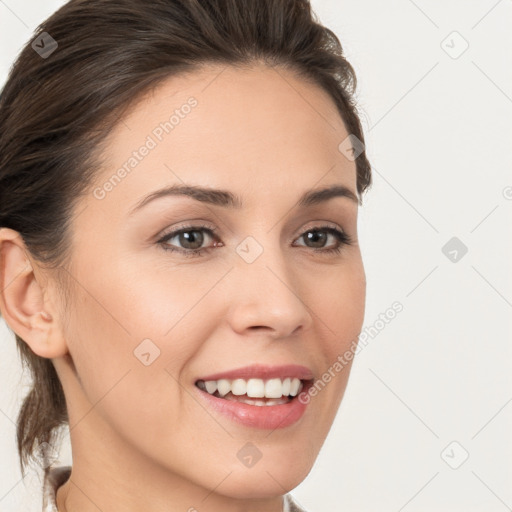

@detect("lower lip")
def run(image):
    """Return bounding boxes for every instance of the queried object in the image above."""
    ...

[194,381,312,430]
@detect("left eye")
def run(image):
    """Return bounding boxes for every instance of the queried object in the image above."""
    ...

[157,224,352,257]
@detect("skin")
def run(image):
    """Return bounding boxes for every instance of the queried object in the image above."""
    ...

[0,62,366,512]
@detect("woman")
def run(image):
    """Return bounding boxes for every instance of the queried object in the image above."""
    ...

[0,0,372,510]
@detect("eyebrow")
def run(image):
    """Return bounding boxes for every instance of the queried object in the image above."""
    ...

[128,183,359,216]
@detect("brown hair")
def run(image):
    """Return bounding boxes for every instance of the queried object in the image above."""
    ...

[0,0,372,477]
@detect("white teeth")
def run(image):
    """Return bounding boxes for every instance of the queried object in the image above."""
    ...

[204,380,217,394]
[231,378,247,396]
[246,378,265,398]
[265,378,284,398]
[289,378,301,396]
[282,377,291,396]
[198,377,304,399]
[217,379,231,397]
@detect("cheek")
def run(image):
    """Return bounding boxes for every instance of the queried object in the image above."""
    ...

[113,254,229,334]
[62,256,225,423]
[62,275,196,462]
[312,259,366,354]
[304,260,365,418]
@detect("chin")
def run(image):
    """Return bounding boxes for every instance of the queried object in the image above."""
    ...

[213,462,312,500]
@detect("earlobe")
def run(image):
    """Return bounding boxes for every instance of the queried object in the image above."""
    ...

[0,227,67,359]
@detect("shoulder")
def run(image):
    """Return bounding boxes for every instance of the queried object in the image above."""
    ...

[42,465,72,512]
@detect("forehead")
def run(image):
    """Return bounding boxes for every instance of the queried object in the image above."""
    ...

[120,61,349,131]
[86,63,357,219]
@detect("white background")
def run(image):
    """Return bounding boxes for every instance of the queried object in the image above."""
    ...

[1,1,511,511]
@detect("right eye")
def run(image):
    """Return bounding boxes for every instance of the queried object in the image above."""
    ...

[156,224,221,257]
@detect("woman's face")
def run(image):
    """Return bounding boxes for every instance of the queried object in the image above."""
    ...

[55,62,366,498]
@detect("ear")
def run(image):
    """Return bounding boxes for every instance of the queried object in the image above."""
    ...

[0,227,68,359]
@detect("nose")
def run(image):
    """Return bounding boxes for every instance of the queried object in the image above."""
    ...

[224,241,314,340]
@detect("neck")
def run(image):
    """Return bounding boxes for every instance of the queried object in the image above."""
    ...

[55,413,284,512]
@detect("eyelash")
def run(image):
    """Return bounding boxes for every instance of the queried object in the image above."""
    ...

[156,223,353,258]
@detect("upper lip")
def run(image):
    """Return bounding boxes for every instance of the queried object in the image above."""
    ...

[196,364,314,382]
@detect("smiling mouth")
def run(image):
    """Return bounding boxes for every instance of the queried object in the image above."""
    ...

[195,377,310,406]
